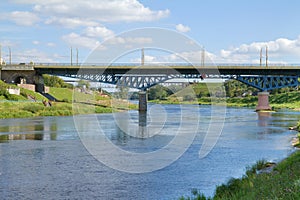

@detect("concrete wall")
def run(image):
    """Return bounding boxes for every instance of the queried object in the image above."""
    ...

[7,88,20,95]
[17,84,36,92]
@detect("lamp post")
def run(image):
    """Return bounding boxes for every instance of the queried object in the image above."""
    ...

[9,47,11,66]
[70,47,73,66]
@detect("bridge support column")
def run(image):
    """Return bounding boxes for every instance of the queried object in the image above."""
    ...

[256,92,272,111]
[139,90,147,112]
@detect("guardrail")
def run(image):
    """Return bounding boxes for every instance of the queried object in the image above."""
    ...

[1,65,34,70]
[2,63,300,67]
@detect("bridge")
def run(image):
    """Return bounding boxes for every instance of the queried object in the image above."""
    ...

[1,63,300,111]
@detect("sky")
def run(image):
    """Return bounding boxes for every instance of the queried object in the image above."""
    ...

[1,0,300,64]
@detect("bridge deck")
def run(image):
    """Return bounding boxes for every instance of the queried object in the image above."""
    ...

[1,64,300,76]
[32,65,300,76]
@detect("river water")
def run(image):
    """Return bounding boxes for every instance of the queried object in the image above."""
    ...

[0,104,299,199]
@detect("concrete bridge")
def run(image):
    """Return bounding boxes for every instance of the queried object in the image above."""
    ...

[1,63,300,111]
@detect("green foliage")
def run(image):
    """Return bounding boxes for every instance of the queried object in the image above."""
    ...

[179,189,212,200]
[148,85,168,100]
[224,80,258,98]
[22,103,45,113]
[77,79,90,89]
[20,88,44,101]
[211,152,300,200]
[114,86,129,99]
[43,74,73,88]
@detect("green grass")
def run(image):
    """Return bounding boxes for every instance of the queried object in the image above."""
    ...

[0,101,115,119]
[180,152,300,200]
[49,87,74,101]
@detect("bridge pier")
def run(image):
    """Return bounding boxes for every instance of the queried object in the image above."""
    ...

[138,90,147,112]
[256,92,272,111]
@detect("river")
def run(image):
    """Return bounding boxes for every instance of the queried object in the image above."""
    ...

[0,104,299,199]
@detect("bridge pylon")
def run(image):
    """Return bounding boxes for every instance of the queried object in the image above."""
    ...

[138,90,147,112]
[256,92,272,111]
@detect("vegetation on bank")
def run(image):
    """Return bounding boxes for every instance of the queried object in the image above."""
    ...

[0,76,137,119]
[0,101,115,119]
[148,80,300,110]
[180,151,300,200]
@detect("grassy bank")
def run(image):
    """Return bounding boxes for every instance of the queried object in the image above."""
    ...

[180,151,300,200]
[0,83,138,119]
[0,101,114,119]
[151,91,300,110]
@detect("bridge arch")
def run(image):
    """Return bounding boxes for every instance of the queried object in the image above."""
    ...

[9,73,32,84]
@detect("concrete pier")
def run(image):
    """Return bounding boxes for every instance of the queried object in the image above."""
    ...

[138,91,147,111]
[256,92,272,111]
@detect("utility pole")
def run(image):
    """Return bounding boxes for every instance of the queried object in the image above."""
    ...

[141,48,144,66]
[70,47,73,66]
[260,48,262,67]
[76,48,79,66]
[201,48,205,67]
[9,47,11,65]
[265,46,268,67]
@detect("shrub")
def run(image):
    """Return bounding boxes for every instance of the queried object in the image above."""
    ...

[22,103,44,113]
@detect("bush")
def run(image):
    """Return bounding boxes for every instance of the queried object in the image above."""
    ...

[22,103,44,113]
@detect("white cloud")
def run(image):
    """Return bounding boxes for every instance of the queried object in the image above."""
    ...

[131,55,157,63]
[107,37,153,45]
[12,0,169,27]
[61,32,100,49]
[83,26,115,39]
[32,41,40,45]
[47,42,56,47]
[219,36,300,64]
[45,17,99,28]
[175,24,191,33]
[0,11,40,26]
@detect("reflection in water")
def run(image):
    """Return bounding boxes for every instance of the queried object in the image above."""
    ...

[0,117,58,142]
[257,111,272,127]
[0,133,57,142]
[138,111,147,138]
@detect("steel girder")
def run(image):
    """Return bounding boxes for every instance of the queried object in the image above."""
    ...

[67,73,203,90]
[235,75,299,91]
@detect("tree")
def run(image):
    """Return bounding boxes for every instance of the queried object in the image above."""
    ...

[115,85,129,99]
[148,85,168,100]
[43,74,73,88]
[77,80,90,89]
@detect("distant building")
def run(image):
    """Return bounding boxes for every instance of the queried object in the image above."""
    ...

[0,58,5,65]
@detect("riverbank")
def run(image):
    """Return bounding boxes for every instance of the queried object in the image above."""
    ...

[180,150,300,200]
[179,119,300,200]
[150,91,300,111]
[0,101,114,119]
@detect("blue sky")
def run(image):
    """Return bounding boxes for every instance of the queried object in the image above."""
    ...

[1,0,300,64]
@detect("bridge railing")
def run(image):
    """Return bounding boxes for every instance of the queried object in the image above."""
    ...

[2,62,300,67]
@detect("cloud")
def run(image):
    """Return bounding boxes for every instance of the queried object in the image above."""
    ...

[47,42,56,47]
[45,17,99,28]
[11,0,169,28]
[32,41,40,45]
[175,24,191,33]
[61,32,100,49]
[83,26,115,39]
[219,36,300,63]
[131,55,157,63]
[0,11,40,26]
[106,37,153,45]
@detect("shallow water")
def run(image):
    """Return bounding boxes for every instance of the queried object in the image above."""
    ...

[0,105,299,199]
